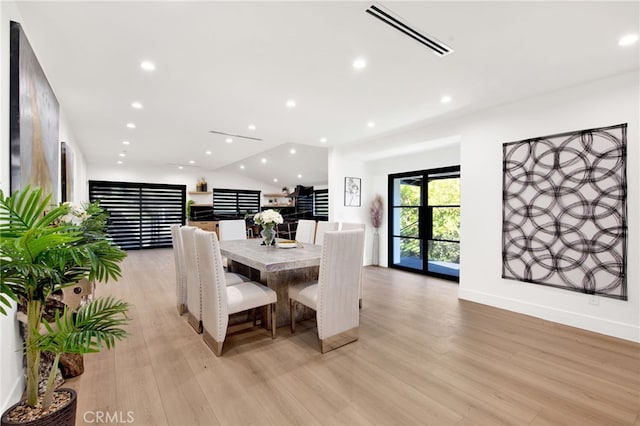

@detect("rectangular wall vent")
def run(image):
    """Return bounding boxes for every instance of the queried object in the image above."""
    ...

[365,4,453,57]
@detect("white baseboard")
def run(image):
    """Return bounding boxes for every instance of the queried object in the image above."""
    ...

[458,288,640,343]
[1,375,24,413]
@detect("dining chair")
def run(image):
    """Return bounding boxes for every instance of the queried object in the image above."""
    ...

[170,224,187,315]
[340,222,366,308]
[181,227,249,333]
[180,226,203,332]
[218,219,249,269]
[295,219,316,244]
[218,219,248,240]
[195,229,277,356]
[289,229,365,353]
[314,221,338,245]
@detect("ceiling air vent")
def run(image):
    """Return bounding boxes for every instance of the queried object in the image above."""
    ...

[209,130,262,142]
[365,4,453,57]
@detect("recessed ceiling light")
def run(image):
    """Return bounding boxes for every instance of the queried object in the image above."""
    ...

[119,153,126,157]
[178,166,184,170]
[261,158,267,164]
[320,137,327,143]
[140,61,155,71]
[353,58,367,69]
[286,100,296,108]
[248,124,256,131]
[297,174,302,179]
[131,101,143,109]
[440,95,452,103]
[273,178,278,182]
[240,165,245,169]
[205,150,212,155]
[367,121,376,128]
[126,122,136,129]
[225,138,233,143]
[189,160,195,164]
[122,140,130,145]
[117,160,123,165]
[619,33,639,46]
[290,148,296,154]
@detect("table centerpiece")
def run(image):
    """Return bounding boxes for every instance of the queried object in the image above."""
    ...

[253,209,283,247]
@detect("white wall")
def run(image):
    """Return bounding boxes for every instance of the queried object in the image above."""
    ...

[458,72,639,343]
[330,71,639,342]
[1,1,26,412]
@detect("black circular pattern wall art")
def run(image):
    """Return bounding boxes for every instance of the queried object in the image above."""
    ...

[502,123,627,300]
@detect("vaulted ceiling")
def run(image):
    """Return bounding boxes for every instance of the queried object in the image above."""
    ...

[14,1,639,187]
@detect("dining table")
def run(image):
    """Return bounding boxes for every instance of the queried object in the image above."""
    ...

[218,238,322,327]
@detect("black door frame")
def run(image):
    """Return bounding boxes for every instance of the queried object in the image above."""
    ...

[387,165,460,282]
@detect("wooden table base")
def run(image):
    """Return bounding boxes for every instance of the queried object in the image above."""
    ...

[228,260,317,327]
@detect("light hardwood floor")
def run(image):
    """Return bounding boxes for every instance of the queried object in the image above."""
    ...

[66,248,640,425]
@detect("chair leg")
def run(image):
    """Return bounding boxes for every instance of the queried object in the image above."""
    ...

[203,329,224,357]
[271,303,276,339]
[290,300,296,334]
[359,298,362,309]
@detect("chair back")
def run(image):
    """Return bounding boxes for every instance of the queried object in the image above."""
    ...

[314,221,338,245]
[295,219,316,244]
[170,224,187,311]
[340,222,365,231]
[180,226,201,324]
[218,219,248,240]
[339,223,366,302]
[194,230,229,342]
[317,229,365,340]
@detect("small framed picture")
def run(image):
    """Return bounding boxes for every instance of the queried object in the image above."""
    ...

[344,177,361,207]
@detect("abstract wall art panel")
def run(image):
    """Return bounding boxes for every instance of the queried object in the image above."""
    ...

[10,21,60,201]
[502,124,627,300]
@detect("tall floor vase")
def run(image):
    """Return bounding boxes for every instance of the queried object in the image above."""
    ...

[372,229,380,266]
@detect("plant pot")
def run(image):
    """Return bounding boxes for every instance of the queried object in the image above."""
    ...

[1,388,77,426]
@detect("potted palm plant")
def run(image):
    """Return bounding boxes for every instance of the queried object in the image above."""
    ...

[0,186,130,426]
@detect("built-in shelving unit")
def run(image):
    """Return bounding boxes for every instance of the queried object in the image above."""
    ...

[188,191,213,207]
[262,192,294,208]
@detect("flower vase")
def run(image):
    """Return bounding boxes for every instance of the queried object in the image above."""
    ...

[261,225,276,246]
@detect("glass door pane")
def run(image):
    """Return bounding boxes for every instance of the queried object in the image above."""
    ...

[427,176,460,278]
[391,175,423,271]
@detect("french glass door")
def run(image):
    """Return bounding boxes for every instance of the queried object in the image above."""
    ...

[388,166,460,281]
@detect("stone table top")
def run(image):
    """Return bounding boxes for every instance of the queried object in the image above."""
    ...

[219,239,323,272]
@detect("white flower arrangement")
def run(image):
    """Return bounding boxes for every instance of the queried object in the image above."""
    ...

[59,202,90,226]
[253,209,283,227]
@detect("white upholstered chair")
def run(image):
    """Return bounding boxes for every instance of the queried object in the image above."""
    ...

[218,219,248,240]
[170,224,187,315]
[289,229,365,353]
[181,226,249,333]
[180,226,203,332]
[218,219,248,270]
[314,221,338,245]
[340,222,365,231]
[195,229,277,356]
[340,222,366,308]
[295,219,316,245]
